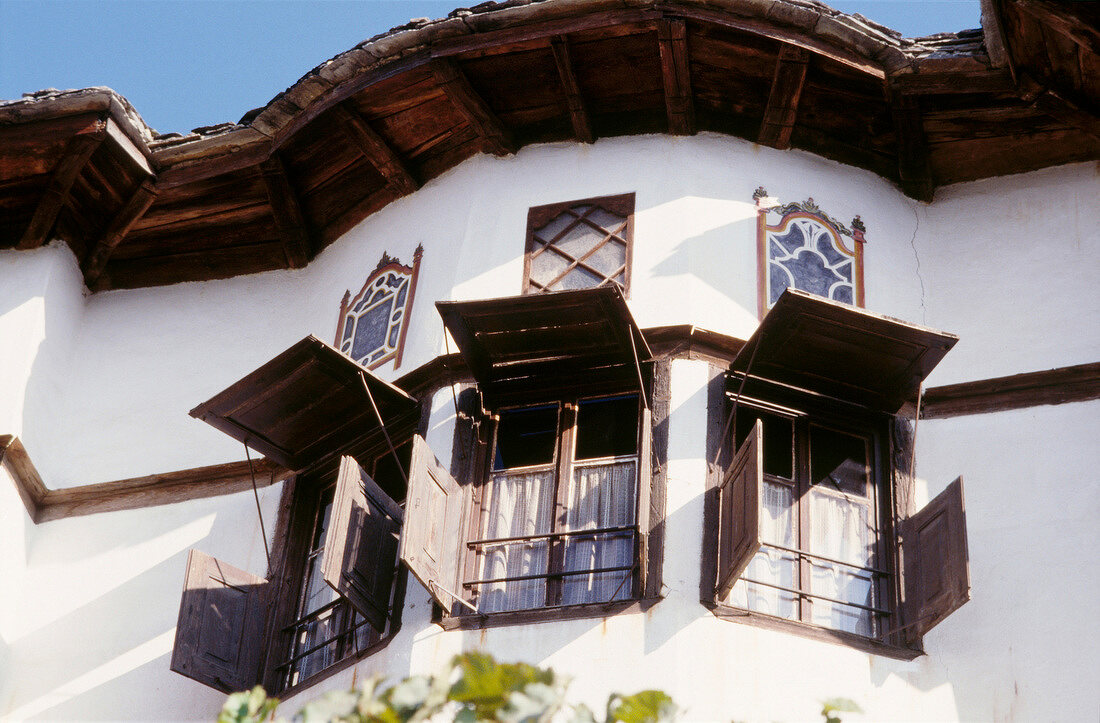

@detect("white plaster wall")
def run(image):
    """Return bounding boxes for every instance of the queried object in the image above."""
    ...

[1,136,1096,721]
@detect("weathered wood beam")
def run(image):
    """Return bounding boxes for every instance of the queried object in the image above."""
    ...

[759,45,809,150]
[17,120,106,249]
[1017,74,1100,141]
[922,361,1100,419]
[979,0,1015,77]
[1013,0,1100,55]
[657,18,696,136]
[430,59,515,156]
[892,68,1015,95]
[550,36,594,144]
[890,89,934,202]
[259,153,313,269]
[81,178,158,286]
[332,103,419,195]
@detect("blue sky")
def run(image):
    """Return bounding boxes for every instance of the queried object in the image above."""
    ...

[0,0,981,135]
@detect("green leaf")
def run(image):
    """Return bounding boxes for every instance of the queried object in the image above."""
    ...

[607,690,678,723]
[218,686,278,723]
[448,652,555,719]
[294,689,360,723]
[821,698,863,723]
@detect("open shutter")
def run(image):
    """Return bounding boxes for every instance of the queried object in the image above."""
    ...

[399,434,468,615]
[171,550,267,693]
[715,419,764,598]
[901,476,970,644]
[322,455,404,633]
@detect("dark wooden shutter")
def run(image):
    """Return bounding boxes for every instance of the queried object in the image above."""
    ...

[901,476,970,644]
[399,434,468,615]
[170,550,267,693]
[715,419,764,598]
[321,455,404,633]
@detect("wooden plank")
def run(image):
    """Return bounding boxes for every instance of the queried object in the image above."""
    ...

[430,59,516,156]
[1027,82,1100,141]
[890,89,934,202]
[657,18,696,135]
[759,45,809,149]
[715,419,763,598]
[259,154,313,269]
[94,239,289,290]
[331,103,419,195]
[1,436,48,521]
[17,121,106,249]
[891,68,1015,95]
[550,36,595,143]
[81,178,158,285]
[921,362,1100,419]
[1013,0,1100,56]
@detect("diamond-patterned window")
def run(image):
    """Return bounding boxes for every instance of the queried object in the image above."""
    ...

[523,193,634,295]
[335,246,422,370]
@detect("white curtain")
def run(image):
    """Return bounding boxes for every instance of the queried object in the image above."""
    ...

[808,489,875,636]
[478,470,555,613]
[561,460,637,605]
[727,480,798,620]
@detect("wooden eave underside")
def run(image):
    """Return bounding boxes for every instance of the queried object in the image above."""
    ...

[1,0,1096,291]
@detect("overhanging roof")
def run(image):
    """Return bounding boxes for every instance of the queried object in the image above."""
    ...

[729,289,958,413]
[190,335,417,471]
[437,286,651,404]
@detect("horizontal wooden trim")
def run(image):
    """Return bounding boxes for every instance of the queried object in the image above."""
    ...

[921,362,1100,419]
[1,435,290,524]
[704,601,923,661]
[436,596,660,631]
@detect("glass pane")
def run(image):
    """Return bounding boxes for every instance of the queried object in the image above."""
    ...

[808,488,875,636]
[734,408,794,479]
[533,208,583,244]
[478,470,555,613]
[529,247,571,287]
[351,297,393,362]
[584,239,626,277]
[575,395,638,460]
[726,480,797,618]
[493,405,558,470]
[553,220,605,259]
[586,207,624,232]
[553,265,603,290]
[810,426,870,496]
[562,460,637,605]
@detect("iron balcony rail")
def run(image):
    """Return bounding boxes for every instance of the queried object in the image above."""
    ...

[760,541,891,577]
[467,524,636,548]
[737,576,891,616]
[464,564,635,588]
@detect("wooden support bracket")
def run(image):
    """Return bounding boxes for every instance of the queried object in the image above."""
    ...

[657,18,696,136]
[82,178,158,286]
[259,154,313,269]
[431,59,516,156]
[759,45,810,150]
[332,103,419,195]
[550,36,595,144]
[17,120,107,250]
[890,88,934,202]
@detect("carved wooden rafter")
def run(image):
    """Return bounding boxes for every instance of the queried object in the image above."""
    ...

[259,153,313,269]
[890,89,933,202]
[332,103,419,195]
[431,59,516,156]
[550,36,594,144]
[81,178,158,286]
[657,18,695,136]
[18,119,107,250]
[759,45,810,150]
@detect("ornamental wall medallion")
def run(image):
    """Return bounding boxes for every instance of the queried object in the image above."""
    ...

[335,245,423,370]
[753,188,866,317]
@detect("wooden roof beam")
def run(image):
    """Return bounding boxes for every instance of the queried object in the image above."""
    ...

[332,103,419,196]
[259,154,313,269]
[82,178,158,286]
[431,59,515,156]
[657,18,696,136]
[1019,75,1100,141]
[1013,0,1100,56]
[759,45,810,150]
[550,36,594,144]
[17,119,106,250]
[890,89,934,202]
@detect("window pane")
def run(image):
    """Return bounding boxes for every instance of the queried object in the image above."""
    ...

[553,265,604,291]
[553,219,606,259]
[562,460,637,605]
[726,480,798,619]
[809,488,875,636]
[584,239,626,277]
[734,408,793,479]
[493,405,558,470]
[478,470,555,613]
[575,395,638,460]
[529,246,571,287]
[810,426,869,496]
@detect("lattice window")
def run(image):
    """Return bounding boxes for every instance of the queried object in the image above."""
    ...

[524,193,634,295]
[336,246,422,370]
[754,190,866,316]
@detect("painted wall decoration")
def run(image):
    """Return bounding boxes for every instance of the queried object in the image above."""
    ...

[754,187,866,317]
[335,245,422,370]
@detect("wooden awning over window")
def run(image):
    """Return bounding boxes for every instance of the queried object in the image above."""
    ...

[729,289,958,413]
[190,335,417,471]
[437,287,652,405]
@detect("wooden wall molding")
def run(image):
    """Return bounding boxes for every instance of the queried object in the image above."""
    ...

[1,435,289,524]
[921,361,1100,419]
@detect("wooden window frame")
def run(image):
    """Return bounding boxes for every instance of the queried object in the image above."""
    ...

[522,193,635,297]
[702,374,922,660]
[438,362,668,631]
